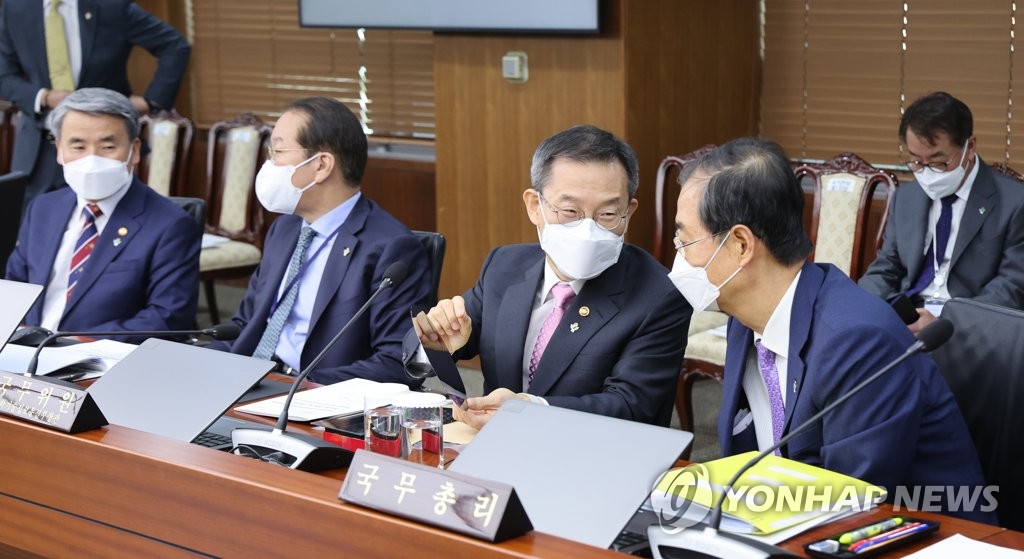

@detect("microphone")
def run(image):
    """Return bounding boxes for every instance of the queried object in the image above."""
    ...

[230,261,409,472]
[650,319,955,559]
[25,323,241,378]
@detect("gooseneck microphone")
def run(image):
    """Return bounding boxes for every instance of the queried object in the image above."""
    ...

[25,323,242,378]
[230,261,409,472]
[650,319,955,559]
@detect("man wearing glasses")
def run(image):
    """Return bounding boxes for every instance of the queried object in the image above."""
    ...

[412,125,691,429]
[859,91,1024,332]
[211,97,430,386]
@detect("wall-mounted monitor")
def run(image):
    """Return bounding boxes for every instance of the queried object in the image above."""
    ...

[298,0,601,34]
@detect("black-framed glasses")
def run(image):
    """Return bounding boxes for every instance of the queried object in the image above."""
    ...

[537,192,629,231]
[673,231,725,255]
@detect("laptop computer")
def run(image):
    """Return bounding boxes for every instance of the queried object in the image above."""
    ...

[0,279,44,347]
[88,338,275,450]
[448,399,693,550]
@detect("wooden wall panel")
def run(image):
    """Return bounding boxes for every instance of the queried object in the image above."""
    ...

[433,2,626,298]
[127,0,193,116]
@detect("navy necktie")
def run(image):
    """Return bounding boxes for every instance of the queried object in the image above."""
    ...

[907,194,957,298]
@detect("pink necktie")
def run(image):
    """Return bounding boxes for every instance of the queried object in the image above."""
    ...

[528,283,576,385]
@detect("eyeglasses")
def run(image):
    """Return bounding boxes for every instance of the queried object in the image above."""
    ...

[901,148,966,173]
[673,232,725,255]
[538,192,629,231]
[265,146,309,163]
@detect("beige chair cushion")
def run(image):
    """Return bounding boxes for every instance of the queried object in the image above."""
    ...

[200,240,262,272]
[684,329,727,366]
[146,120,180,196]
[217,126,260,233]
[688,309,728,335]
[815,172,867,277]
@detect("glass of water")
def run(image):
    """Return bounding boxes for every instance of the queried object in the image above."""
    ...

[393,392,446,464]
[364,395,403,457]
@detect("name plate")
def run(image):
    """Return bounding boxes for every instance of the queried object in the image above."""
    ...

[0,372,107,433]
[340,449,532,542]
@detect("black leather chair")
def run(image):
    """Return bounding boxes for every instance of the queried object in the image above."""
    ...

[168,196,207,234]
[0,171,29,275]
[930,298,1024,530]
[412,230,446,306]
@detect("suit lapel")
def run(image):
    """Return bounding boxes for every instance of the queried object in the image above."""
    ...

[903,184,932,287]
[493,258,544,393]
[721,319,753,455]
[308,196,369,330]
[950,162,996,269]
[24,3,48,87]
[63,181,143,317]
[527,257,626,396]
[781,262,825,442]
[77,0,98,85]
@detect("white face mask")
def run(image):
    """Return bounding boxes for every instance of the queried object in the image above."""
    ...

[61,148,134,201]
[667,232,742,313]
[915,142,969,200]
[538,206,625,281]
[255,154,320,215]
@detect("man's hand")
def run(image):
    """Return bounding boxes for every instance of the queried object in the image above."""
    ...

[129,95,150,115]
[451,388,527,430]
[411,295,472,353]
[44,89,71,109]
[908,308,938,335]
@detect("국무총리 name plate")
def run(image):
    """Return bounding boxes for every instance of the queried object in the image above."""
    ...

[0,372,106,433]
[339,449,532,542]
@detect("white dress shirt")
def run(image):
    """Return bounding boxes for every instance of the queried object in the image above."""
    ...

[520,261,586,390]
[919,155,980,300]
[39,181,131,330]
[35,0,83,113]
[742,270,801,452]
[273,193,361,370]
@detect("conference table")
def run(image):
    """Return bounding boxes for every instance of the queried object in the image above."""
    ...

[0,397,1021,558]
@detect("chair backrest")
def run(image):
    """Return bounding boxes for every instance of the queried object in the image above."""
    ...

[930,298,1024,530]
[0,171,29,274]
[992,162,1024,183]
[793,153,897,279]
[0,104,19,175]
[137,111,195,197]
[412,230,446,306]
[205,113,272,247]
[167,196,207,235]
[652,145,717,265]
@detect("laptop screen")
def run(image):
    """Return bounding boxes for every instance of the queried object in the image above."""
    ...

[88,338,274,442]
[0,279,44,347]
[449,400,693,548]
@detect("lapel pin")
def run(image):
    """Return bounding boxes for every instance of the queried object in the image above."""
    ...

[85,12,93,20]
[979,207,986,215]
[578,306,590,317]
[793,380,798,393]
[343,247,351,257]
[569,322,579,333]
[113,238,122,247]
[117,227,128,237]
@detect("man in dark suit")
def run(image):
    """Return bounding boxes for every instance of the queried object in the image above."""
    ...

[859,92,1024,332]
[669,138,992,522]
[212,97,430,386]
[0,0,190,201]
[413,125,691,429]
[5,88,200,337]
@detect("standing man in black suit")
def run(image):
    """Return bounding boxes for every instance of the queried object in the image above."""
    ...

[0,0,191,201]
[859,91,1024,332]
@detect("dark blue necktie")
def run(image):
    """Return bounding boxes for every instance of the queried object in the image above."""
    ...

[907,194,957,298]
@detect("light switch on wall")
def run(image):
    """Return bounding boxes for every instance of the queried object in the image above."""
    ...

[502,51,529,84]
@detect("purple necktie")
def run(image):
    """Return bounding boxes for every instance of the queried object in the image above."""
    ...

[528,283,576,385]
[907,194,957,298]
[755,340,785,456]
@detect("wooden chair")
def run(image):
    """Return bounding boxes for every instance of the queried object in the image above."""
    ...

[992,162,1024,183]
[0,104,18,175]
[653,147,728,447]
[199,113,272,323]
[793,153,897,280]
[137,111,195,197]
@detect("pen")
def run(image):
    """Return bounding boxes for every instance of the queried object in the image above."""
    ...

[838,517,903,544]
[850,522,929,553]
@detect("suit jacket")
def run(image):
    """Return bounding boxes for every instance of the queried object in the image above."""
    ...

[0,0,191,198]
[454,243,691,426]
[721,262,993,523]
[5,177,201,337]
[859,158,1024,309]
[218,196,431,386]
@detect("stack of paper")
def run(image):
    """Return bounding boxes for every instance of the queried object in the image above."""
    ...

[234,378,412,422]
[0,340,137,380]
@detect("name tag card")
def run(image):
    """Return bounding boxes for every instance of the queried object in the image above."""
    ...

[339,449,532,542]
[0,372,107,433]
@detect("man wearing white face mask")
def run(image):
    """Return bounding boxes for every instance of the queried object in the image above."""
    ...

[671,138,991,523]
[860,92,1024,333]
[412,125,691,429]
[5,87,200,338]
[209,97,431,386]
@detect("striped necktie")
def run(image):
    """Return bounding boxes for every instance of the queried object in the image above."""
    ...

[67,203,101,301]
